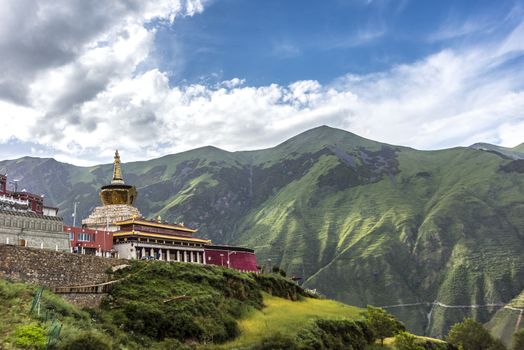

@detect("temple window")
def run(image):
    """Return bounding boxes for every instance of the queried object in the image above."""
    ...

[78,233,91,241]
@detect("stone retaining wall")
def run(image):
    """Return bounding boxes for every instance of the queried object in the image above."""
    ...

[0,244,127,287]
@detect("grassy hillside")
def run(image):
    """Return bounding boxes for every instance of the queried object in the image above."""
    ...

[1,126,523,340]
[0,262,379,349]
[0,277,114,350]
[222,294,361,349]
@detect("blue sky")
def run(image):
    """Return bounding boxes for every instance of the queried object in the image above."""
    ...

[0,0,523,165]
[157,0,516,85]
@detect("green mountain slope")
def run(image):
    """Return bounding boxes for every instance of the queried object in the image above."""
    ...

[1,126,523,341]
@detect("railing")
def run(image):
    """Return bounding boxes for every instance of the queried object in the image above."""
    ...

[51,279,120,294]
[0,195,29,206]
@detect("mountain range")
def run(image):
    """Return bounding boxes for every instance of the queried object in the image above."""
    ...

[1,126,523,343]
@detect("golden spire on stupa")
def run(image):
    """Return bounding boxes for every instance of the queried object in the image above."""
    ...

[98,150,137,206]
[112,150,124,185]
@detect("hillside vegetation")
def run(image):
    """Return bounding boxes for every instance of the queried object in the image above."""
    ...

[1,126,523,341]
[0,260,454,349]
[0,262,332,349]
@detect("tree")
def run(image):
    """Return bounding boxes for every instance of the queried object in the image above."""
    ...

[447,318,504,350]
[513,329,524,350]
[394,331,424,350]
[362,305,405,345]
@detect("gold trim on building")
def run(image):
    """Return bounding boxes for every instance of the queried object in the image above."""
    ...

[113,231,210,244]
[114,218,197,233]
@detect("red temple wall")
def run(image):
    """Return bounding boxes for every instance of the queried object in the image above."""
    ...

[205,248,259,273]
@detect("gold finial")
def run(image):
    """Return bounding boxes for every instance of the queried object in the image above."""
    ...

[157,215,162,223]
[111,150,125,185]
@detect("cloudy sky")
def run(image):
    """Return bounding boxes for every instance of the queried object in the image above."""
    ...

[0,0,523,165]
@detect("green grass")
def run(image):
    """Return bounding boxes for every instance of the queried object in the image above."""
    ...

[220,293,363,349]
[0,279,104,350]
[0,279,35,346]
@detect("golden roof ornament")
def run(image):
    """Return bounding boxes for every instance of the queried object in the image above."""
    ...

[111,150,125,185]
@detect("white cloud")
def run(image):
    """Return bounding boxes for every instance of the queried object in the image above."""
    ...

[0,1,523,165]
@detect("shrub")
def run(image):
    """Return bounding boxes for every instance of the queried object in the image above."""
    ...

[394,331,424,350]
[297,318,374,350]
[12,324,47,350]
[58,331,112,350]
[252,332,299,350]
[254,274,305,300]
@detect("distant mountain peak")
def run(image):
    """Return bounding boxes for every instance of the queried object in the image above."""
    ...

[269,125,384,156]
[470,142,524,160]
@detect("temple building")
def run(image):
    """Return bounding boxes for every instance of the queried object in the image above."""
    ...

[82,151,141,231]
[78,150,259,272]
[112,217,210,262]
[0,174,69,251]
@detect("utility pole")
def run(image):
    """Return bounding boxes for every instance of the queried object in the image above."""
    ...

[72,202,79,227]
